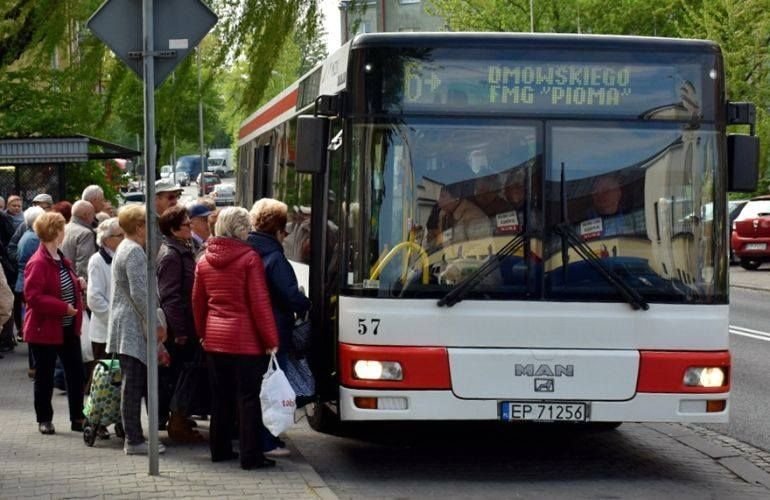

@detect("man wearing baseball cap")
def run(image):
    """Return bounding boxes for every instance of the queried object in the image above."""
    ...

[187,203,212,254]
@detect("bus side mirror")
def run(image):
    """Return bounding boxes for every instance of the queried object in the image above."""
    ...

[296,116,329,174]
[728,134,759,192]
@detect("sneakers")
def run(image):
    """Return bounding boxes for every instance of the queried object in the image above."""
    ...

[124,441,167,455]
[264,446,291,458]
[38,422,55,435]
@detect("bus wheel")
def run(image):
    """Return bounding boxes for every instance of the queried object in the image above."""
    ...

[740,259,762,270]
[306,398,340,434]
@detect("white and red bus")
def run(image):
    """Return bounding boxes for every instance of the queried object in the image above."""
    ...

[237,33,758,432]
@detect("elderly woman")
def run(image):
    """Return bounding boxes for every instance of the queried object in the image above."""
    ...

[248,198,311,458]
[192,207,279,470]
[106,205,167,455]
[87,218,122,365]
[23,212,85,435]
[157,205,203,443]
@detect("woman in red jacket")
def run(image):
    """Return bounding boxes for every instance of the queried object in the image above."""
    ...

[192,207,279,470]
[23,211,84,435]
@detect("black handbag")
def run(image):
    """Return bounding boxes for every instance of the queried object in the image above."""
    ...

[292,316,312,355]
[170,348,210,416]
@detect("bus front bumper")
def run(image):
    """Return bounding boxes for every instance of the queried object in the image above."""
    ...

[338,387,729,423]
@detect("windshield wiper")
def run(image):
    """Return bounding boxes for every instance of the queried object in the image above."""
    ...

[437,233,526,308]
[551,223,649,311]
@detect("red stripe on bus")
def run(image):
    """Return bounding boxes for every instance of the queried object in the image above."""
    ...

[636,350,730,393]
[339,343,451,390]
[238,89,299,140]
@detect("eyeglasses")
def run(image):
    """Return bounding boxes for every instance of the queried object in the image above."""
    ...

[163,193,180,200]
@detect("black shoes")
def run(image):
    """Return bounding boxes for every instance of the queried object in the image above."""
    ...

[38,422,55,434]
[211,451,239,463]
[71,420,84,432]
[241,457,276,470]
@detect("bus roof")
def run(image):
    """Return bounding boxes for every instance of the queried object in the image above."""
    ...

[349,32,720,53]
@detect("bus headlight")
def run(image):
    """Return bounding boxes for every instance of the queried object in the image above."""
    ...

[353,360,403,381]
[683,367,726,388]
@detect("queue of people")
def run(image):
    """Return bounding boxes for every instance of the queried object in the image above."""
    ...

[6,179,311,470]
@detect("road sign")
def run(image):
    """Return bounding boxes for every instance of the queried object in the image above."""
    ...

[87,0,217,88]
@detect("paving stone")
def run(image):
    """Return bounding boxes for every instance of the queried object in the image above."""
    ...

[0,345,335,499]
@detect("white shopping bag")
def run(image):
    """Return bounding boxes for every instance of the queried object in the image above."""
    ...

[80,312,94,362]
[260,353,296,436]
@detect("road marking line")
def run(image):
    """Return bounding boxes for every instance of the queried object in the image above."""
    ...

[730,325,770,341]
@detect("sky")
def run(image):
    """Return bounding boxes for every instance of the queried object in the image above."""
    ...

[321,0,342,52]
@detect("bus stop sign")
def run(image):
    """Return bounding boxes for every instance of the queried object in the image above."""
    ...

[87,0,217,88]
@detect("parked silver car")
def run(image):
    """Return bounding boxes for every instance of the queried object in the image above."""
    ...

[211,183,235,206]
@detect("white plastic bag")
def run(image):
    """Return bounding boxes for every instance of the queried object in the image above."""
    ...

[260,353,296,436]
[80,312,94,362]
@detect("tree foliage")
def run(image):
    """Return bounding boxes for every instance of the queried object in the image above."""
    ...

[0,0,324,185]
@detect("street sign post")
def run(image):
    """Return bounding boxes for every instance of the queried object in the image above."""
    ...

[88,0,217,476]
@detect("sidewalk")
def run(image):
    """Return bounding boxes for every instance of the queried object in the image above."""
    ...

[0,344,337,499]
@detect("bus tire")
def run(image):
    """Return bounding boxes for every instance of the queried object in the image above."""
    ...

[740,259,762,270]
[306,398,340,434]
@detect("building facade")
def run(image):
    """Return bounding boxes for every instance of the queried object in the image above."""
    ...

[339,0,447,42]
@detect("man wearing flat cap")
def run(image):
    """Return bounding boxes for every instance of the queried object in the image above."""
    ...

[152,179,184,254]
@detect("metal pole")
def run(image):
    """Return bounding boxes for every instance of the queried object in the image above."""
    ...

[530,0,534,32]
[198,48,206,197]
[142,0,160,476]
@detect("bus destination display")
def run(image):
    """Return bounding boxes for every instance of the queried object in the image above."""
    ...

[399,59,701,116]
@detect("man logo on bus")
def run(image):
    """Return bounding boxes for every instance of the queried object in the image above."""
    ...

[534,378,555,392]
[514,363,574,377]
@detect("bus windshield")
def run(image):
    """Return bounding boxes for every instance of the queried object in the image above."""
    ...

[344,118,723,304]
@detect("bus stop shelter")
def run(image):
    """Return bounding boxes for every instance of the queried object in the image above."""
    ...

[0,135,140,205]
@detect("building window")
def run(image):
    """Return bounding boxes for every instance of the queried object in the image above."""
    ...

[400,0,421,4]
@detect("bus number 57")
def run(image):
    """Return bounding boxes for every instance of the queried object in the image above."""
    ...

[358,318,381,335]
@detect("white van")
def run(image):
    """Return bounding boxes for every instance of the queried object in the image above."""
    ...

[207,149,234,177]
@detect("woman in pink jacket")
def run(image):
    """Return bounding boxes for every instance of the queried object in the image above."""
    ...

[192,207,279,470]
[24,212,84,435]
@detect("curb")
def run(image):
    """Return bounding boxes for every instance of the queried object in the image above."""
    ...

[645,423,770,490]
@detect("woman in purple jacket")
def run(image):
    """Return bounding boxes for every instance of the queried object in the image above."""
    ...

[157,205,204,443]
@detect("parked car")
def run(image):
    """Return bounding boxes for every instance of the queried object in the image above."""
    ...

[731,195,770,270]
[728,199,749,265]
[197,172,220,195]
[160,165,190,186]
[211,183,235,206]
[119,191,145,205]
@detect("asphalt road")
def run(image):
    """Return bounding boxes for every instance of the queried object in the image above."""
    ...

[284,267,770,499]
[699,271,770,451]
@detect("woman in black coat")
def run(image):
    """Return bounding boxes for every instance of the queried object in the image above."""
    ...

[247,198,311,457]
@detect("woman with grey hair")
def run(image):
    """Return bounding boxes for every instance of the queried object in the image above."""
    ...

[192,207,279,469]
[86,218,123,382]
